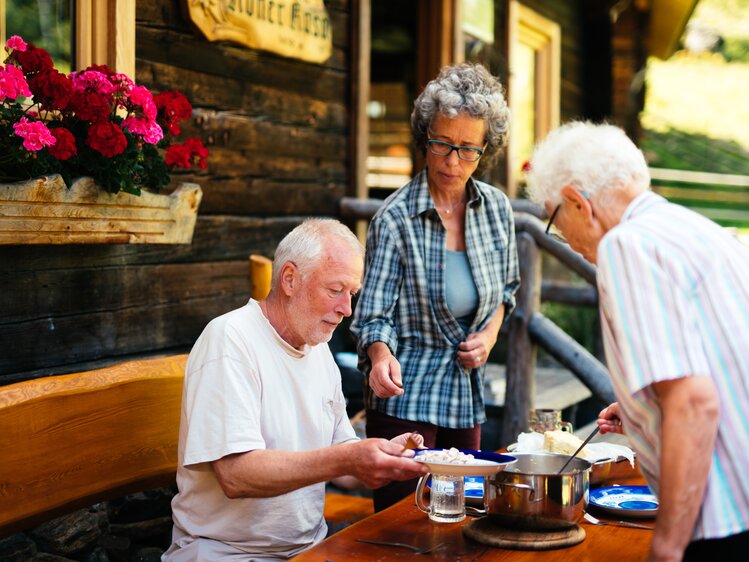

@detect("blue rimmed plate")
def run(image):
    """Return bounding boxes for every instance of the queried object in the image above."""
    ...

[590,485,659,518]
[412,449,516,476]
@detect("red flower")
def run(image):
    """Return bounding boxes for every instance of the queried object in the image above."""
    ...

[184,137,209,169]
[154,91,193,136]
[28,69,74,110]
[70,91,111,122]
[86,64,116,76]
[165,143,190,168]
[14,43,54,74]
[165,137,208,170]
[48,127,77,160]
[87,121,127,157]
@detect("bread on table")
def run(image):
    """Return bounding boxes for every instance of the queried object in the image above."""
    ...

[543,429,590,457]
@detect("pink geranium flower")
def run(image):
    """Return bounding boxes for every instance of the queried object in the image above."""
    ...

[123,116,164,145]
[69,70,116,96]
[0,64,32,101]
[127,85,157,120]
[5,35,27,52]
[13,117,56,151]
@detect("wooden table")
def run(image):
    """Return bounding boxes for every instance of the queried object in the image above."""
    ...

[296,461,653,561]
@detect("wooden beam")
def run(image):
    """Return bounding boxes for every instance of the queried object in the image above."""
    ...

[648,0,699,60]
[350,0,371,239]
[417,0,459,92]
[528,312,615,406]
[501,231,540,446]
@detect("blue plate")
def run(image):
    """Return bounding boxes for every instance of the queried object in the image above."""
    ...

[464,475,484,498]
[590,485,659,518]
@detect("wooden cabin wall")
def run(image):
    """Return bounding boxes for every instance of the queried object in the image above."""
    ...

[0,0,352,384]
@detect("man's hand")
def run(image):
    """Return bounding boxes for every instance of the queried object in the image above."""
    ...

[367,342,404,398]
[345,438,429,489]
[597,402,625,434]
[390,431,425,450]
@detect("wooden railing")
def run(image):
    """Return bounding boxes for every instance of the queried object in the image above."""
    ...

[339,197,615,447]
[649,167,749,227]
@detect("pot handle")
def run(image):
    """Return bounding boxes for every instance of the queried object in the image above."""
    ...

[415,474,430,513]
[494,481,539,501]
[466,506,486,517]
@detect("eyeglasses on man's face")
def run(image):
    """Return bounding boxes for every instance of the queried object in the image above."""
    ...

[426,139,485,162]
[545,204,568,244]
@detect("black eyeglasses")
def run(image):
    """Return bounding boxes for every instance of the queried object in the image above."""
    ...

[545,204,568,244]
[426,139,485,162]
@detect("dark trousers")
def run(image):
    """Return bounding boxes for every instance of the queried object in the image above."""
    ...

[682,529,748,562]
[365,409,481,512]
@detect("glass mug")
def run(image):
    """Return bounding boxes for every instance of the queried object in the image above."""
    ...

[529,408,573,433]
[415,474,466,523]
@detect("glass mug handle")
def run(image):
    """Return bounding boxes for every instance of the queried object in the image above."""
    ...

[558,421,574,432]
[415,474,431,513]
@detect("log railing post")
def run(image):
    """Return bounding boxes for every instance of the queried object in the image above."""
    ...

[500,231,541,446]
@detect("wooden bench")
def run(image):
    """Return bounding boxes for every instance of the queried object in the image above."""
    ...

[0,352,372,540]
[0,354,187,537]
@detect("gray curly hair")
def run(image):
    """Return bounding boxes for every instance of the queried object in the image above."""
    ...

[411,63,509,170]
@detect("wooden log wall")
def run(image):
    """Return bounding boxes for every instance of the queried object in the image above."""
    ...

[0,0,352,383]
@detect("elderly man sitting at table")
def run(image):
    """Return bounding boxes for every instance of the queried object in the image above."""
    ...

[162,219,428,561]
[526,121,749,562]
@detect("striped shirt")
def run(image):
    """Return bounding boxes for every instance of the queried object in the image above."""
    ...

[597,191,749,540]
[350,169,520,428]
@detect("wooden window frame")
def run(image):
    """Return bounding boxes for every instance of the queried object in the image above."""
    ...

[0,0,134,76]
[506,1,560,198]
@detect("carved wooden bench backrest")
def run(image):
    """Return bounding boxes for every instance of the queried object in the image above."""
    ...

[0,354,187,537]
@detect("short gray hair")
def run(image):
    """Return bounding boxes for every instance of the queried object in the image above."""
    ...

[411,63,509,170]
[525,121,650,205]
[271,219,364,286]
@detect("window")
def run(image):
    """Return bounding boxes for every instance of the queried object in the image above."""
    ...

[507,1,560,197]
[1,0,134,76]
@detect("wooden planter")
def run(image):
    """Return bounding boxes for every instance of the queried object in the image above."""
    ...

[0,175,202,244]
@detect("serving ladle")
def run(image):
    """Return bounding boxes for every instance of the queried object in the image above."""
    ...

[557,425,600,473]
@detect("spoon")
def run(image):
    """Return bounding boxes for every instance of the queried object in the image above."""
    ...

[558,425,599,473]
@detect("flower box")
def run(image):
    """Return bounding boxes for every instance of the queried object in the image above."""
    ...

[0,175,202,244]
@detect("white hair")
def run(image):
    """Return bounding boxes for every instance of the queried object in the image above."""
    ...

[525,121,650,205]
[271,219,363,286]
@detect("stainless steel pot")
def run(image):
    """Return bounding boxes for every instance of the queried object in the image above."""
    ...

[467,452,591,530]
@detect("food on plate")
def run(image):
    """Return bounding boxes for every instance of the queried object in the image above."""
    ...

[415,447,476,464]
[543,430,590,457]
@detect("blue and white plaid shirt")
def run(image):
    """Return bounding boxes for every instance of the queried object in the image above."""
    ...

[351,169,520,428]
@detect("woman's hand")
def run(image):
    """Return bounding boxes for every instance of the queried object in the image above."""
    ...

[458,304,505,370]
[367,342,405,398]
[458,330,495,369]
[597,402,625,434]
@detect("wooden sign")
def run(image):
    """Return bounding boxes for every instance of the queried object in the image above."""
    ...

[184,0,333,64]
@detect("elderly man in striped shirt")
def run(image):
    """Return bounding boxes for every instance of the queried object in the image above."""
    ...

[526,121,749,562]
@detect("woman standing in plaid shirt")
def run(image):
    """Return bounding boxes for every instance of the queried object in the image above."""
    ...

[351,63,520,511]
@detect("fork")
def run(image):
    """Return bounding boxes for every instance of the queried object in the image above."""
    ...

[355,538,444,554]
[584,512,655,530]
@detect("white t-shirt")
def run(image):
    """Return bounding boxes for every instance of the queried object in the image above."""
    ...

[167,299,358,559]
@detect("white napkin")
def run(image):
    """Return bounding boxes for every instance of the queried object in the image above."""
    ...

[513,431,635,467]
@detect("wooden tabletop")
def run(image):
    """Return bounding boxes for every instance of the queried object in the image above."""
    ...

[296,461,653,561]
